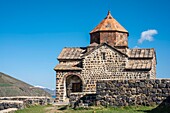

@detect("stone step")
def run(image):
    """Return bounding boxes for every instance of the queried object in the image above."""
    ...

[53,102,69,106]
[54,98,69,106]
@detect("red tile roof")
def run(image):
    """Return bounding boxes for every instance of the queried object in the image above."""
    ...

[90,11,128,34]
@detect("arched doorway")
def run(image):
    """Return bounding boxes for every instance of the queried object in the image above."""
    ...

[66,75,82,97]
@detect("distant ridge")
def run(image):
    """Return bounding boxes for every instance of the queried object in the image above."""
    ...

[0,72,50,97]
[34,86,56,96]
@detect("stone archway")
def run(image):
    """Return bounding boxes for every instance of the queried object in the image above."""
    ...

[65,75,82,98]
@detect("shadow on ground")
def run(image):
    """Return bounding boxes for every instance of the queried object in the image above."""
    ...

[137,96,170,113]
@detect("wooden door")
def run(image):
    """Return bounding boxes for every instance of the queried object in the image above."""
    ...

[72,83,81,92]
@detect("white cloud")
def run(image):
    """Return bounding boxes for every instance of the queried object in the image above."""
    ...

[138,29,158,44]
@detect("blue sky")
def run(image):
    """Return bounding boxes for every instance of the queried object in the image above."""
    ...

[0,0,170,89]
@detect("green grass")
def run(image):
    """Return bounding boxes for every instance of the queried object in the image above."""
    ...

[15,105,47,113]
[0,83,12,87]
[15,105,160,113]
[63,106,156,113]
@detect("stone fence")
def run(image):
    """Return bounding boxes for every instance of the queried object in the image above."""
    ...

[0,96,52,112]
[96,79,170,106]
[70,79,170,107]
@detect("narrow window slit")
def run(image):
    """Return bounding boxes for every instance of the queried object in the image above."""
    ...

[102,52,106,60]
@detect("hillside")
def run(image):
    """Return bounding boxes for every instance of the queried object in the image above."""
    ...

[34,86,56,96]
[0,72,50,97]
[43,88,55,96]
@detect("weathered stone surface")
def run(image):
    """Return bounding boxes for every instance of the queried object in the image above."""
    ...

[0,96,52,111]
[67,79,170,107]
[95,79,170,107]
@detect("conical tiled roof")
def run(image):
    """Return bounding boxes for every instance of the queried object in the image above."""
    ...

[90,11,128,33]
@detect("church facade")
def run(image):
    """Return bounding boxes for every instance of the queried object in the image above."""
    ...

[54,11,157,102]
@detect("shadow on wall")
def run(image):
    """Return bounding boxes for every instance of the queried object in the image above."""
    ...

[70,93,170,113]
[71,94,97,109]
[138,96,170,113]
[71,94,170,113]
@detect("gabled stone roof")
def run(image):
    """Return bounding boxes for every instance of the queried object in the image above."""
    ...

[56,43,156,71]
[128,48,155,59]
[57,44,156,60]
[125,59,152,70]
[54,64,82,71]
[57,47,86,60]
[90,11,128,34]
[126,48,156,70]
[82,43,128,58]
[54,61,82,71]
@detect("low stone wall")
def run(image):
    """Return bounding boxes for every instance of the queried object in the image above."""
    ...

[96,79,170,106]
[0,96,52,112]
[0,100,23,111]
[69,92,96,108]
[69,79,170,107]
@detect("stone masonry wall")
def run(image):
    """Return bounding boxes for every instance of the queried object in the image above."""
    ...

[150,56,156,79]
[82,45,125,92]
[81,45,151,92]
[96,79,170,106]
[100,32,128,47]
[90,32,128,47]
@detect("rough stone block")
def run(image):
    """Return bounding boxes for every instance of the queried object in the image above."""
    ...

[139,82,145,88]
[155,79,161,84]
[158,84,166,88]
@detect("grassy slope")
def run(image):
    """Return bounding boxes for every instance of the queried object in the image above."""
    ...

[0,72,50,97]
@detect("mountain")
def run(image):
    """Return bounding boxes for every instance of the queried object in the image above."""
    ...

[43,88,55,96]
[0,72,50,97]
[34,86,55,96]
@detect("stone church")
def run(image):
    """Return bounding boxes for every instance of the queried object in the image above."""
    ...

[54,11,157,102]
